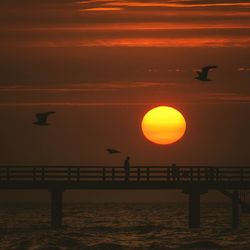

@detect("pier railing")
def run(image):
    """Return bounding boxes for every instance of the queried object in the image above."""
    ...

[1,166,250,229]
[0,166,250,182]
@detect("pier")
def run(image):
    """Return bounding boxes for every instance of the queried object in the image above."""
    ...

[1,166,250,229]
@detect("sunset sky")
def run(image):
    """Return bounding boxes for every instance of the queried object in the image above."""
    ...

[0,0,250,201]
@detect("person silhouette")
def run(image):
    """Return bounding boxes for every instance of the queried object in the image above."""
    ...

[171,163,179,181]
[124,156,130,181]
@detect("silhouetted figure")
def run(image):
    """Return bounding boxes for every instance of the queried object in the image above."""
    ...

[171,163,179,181]
[124,156,130,181]
[106,148,121,154]
[195,65,217,81]
[34,111,56,126]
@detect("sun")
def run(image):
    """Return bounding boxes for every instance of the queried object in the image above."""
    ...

[141,106,186,145]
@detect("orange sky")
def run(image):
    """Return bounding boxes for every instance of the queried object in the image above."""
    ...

[0,0,250,201]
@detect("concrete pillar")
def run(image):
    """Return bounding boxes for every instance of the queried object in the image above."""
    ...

[232,189,239,229]
[50,189,63,228]
[188,191,200,228]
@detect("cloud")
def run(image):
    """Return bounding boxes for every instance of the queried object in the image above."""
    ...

[237,67,250,71]
[81,7,123,11]
[0,102,148,107]
[78,0,250,8]
[11,37,250,48]
[0,82,168,93]
[2,97,250,107]
[1,89,250,107]
[1,0,250,48]
[201,92,250,103]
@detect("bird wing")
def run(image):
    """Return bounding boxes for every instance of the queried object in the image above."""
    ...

[45,111,56,116]
[36,111,55,123]
[196,71,202,77]
[106,148,121,154]
[201,65,217,78]
[36,113,46,123]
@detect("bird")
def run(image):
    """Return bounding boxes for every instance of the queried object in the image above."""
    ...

[106,148,121,154]
[34,111,56,126]
[195,65,217,81]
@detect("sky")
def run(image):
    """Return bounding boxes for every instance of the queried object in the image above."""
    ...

[0,0,250,201]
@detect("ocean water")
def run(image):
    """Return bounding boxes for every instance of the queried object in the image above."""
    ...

[0,203,250,250]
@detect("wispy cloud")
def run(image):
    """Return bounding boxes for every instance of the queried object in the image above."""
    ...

[1,88,250,107]
[1,0,249,48]
[0,102,148,107]
[0,82,168,93]
[78,1,250,8]
[82,7,123,11]
[5,23,250,31]
[4,37,248,48]
[237,67,250,71]
[202,93,250,103]
[2,95,250,107]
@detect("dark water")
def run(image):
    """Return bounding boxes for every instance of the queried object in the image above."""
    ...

[0,203,250,250]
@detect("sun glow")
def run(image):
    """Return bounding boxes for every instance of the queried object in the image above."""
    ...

[141,106,186,145]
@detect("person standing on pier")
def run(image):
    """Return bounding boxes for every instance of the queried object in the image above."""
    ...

[171,163,179,181]
[124,156,130,181]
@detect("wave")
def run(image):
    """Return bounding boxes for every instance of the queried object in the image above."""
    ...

[85,243,125,250]
[82,224,166,234]
[180,240,223,249]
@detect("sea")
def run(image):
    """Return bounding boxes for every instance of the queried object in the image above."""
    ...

[0,203,250,250]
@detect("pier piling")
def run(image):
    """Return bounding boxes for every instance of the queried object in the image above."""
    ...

[188,190,200,228]
[50,189,63,228]
[232,189,239,229]
[183,188,207,228]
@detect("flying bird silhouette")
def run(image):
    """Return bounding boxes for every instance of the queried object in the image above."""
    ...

[34,111,56,126]
[106,148,121,154]
[195,65,218,81]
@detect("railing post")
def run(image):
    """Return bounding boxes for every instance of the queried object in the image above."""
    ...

[167,167,170,181]
[197,168,200,182]
[112,167,115,181]
[137,167,140,181]
[7,167,10,181]
[205,168,208,181]
[216,167,219,181]
[209,167,214,181]
[42,167,45,181]
[68,167,71,181]
[190,168,193,181]
[103,168,106,181]
[177,167,180,181]
[240,168,243,182]
[147,167,149,181]
[33,167,36,181]
[77,167,80,181]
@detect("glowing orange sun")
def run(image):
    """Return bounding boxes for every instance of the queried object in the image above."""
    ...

[141,106,186,145]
